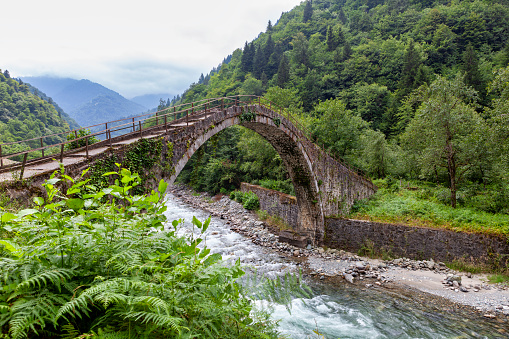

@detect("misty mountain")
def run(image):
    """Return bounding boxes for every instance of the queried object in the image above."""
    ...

[130,93,173,110]
[21,76,147,127]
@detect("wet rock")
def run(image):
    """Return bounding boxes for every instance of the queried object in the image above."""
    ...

[344,273,355,284]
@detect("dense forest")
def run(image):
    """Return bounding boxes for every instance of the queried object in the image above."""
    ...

[162,0,509,218]
[0,71,72,160]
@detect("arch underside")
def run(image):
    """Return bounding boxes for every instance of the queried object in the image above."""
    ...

[169,108,322,244]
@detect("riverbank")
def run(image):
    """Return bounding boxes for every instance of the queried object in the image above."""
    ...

[169,184,509,325]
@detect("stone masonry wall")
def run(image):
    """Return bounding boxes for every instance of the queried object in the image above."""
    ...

[243,184,509,266]
[324,218,509,267]
[240,183,299,228]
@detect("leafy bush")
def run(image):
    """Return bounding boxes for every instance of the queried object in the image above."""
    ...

[229,190,260,210]
[0,166,278,338]
[258,178,295,195]
[243,192,260,210]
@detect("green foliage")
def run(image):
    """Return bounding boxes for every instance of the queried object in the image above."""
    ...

[0,74,70,160]
[401,74,487,207]
[349,180,509,236]
[230,190,260,210]
[239,107,257,122]
[0,168,280,338]
[243,192,260,210]
[258,178,295,196]
[64,129,99,150]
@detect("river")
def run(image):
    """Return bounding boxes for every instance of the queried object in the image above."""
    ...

[164,193,508,338]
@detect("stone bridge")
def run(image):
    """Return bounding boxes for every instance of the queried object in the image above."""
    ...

[0,96,376,244]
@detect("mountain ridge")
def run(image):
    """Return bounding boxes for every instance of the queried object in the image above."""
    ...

[21,76,147,127]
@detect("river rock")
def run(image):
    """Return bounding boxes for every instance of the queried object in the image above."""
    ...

[344,273,355,284]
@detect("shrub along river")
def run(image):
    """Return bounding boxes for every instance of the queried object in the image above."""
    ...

[164,193,507,338]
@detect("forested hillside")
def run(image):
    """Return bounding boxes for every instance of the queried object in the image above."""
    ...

[24,82,80,130]
[0,70,71,160]
[168,0,509,217]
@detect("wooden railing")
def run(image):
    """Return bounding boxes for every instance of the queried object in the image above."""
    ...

[0,95,367,179]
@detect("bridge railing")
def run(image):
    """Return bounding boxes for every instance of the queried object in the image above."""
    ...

[0,95,368,181]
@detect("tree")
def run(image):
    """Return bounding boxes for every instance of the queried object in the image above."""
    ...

[253,45,264,79]
[486,66,509,178]
[303,0,313,23]
[398,39,421,99]
[267,20,273,32]
[462,44,484,96]
[312,98,369,161]
[241,42,255,73]
[291,32,309,67]
[277,54,290,88]
[401,75,487,208]
[343,40,352,61]
[338,8,347,24]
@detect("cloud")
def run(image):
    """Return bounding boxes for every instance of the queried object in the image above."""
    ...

[1,0,302,98]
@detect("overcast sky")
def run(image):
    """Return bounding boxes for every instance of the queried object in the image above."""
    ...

[1,0,302,99]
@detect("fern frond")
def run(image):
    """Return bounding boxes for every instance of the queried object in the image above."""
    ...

[9,292,65,339]
[15,268,74,292]
[120,311,183,333]
[60,322,81,339]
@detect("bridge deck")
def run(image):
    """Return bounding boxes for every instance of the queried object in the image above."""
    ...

[0,130,167,182]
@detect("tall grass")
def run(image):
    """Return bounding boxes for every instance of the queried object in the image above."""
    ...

[350,179,509,236]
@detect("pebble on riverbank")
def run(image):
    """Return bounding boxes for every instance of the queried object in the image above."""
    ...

[169,185,509,318]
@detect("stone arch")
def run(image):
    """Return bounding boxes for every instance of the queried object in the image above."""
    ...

[168,105,323,244]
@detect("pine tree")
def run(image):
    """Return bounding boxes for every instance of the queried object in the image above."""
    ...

[253,45,265,79]
[338,8,347,24]
[261,72,268,87]
[462,44,484,95]
[267,20,273,32]
[398,39,421,98]
[326,26,337,52]
[277,54,290,88]
[264,34,275,66]
[343,40,352,60]
[241,42,255,73]
[336,26,345,45]
[303,0,313,23]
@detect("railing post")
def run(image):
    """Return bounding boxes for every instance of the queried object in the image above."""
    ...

[165,114,168,134]
[85,136,89,159]
[192,103,194,115]
[186,110,189,127]
[0,144,3,168]
[40,138,45,157]
[19,153,28,180]
[139,121,143,138]
[156,112,159,126]
[60,144,64,163]
[221,98,224,111]
[132,117,135,132]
